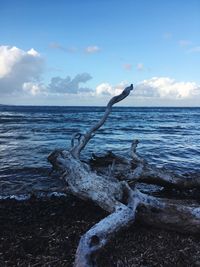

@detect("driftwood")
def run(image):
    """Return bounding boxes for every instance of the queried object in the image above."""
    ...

[48,84,200,267]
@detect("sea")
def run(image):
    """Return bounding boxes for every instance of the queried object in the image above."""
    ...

[0,106,200,199]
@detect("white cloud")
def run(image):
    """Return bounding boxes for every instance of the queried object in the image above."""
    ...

[50,42,101,54]
[27,48,40,56]
[95,77,200,101]
[189,46,200,53]
[23,82,46,96]
[0,46,92,97]
[136,63,144,71]
[0,45,44,96]
[178,40,200,53]
[49,42,77,53]
[85,45,100,54]
[123,63,132,71]
[95,81,128,96]
[179,40,191,47]
[0,46,22,78]
[135,77,200,99]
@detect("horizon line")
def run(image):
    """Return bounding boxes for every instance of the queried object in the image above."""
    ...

[0,104,200,108]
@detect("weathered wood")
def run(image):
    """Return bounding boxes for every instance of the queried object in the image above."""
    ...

[71,84,133,159]
[48,84,200,267]
[91,142,200,190]
[135,189,200,233]
[74,184,139,267]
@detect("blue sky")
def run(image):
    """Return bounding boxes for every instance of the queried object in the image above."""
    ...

[0,0,200,106]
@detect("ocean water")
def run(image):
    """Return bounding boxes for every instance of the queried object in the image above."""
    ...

[0,106,200,197]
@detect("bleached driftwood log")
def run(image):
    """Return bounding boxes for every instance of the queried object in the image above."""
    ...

[48,84,200,267]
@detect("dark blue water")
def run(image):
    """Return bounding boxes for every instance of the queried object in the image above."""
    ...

[0,106,200,197]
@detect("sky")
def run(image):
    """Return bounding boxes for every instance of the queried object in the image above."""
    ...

[0,0,200,106]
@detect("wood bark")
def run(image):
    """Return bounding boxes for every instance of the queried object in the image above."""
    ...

[48,84,200,267]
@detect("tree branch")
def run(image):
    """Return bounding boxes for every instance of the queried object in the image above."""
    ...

[71,84,133,159]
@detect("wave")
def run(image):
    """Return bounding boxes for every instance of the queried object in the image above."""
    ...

[0,106,200,196]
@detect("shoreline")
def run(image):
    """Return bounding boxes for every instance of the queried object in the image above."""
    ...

[1,196,200,266]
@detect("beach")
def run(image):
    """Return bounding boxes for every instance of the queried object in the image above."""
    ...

[1,195,200,267]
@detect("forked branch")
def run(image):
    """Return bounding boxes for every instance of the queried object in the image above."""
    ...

[71,84,133,159]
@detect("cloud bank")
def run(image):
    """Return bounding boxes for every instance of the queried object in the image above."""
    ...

[95,77,200,100]
[135,77,199,99]
[0,45,93,97]
[0,45,200,105]
[47,73,92,94]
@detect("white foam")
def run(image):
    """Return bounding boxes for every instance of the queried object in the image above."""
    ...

[0,192,67,201]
